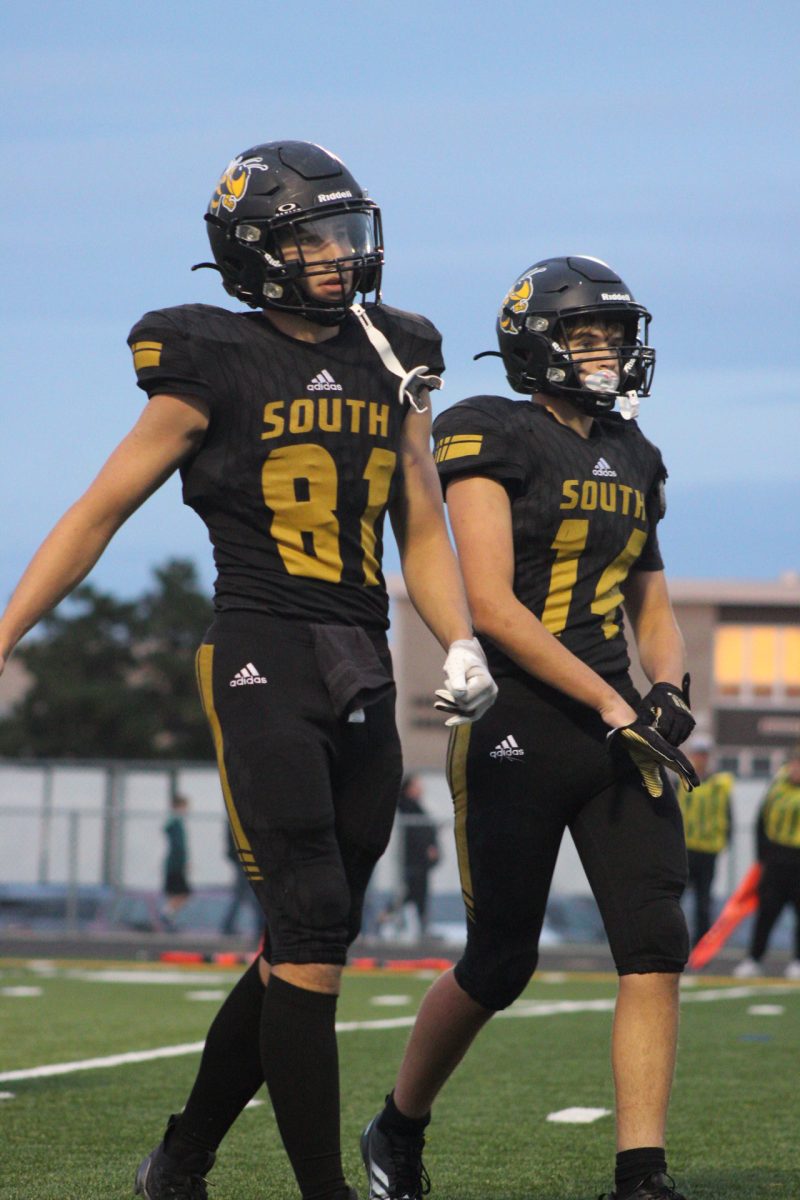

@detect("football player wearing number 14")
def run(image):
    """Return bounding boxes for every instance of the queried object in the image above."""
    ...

[0,141,496,1200]
[361,258,699,1200]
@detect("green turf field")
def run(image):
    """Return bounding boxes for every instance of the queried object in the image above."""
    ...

[1,959,797,1199]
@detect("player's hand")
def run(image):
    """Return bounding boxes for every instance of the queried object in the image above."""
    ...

[638,673,695,746]
[608,718,700,797]
[434,637,498,726]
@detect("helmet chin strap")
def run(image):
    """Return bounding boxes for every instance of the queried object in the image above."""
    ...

[350,303,443,412]
[582,366,641,421]
[617,391,640,421]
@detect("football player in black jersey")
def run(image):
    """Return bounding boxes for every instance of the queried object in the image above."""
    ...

[0,141,497,1200]
[361,258,699,1200]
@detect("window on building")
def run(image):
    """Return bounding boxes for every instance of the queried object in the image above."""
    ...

[714,625,800,699]
[718,755,740,774]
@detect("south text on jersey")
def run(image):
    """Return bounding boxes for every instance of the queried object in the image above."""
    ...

[261,398,391,441]
[560,479,645,519]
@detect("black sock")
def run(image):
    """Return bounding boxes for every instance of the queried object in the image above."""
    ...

[378,1091,430,1136]
[615,1147,667,1197]
[259,974,345,1200]
[166,958,266,1159]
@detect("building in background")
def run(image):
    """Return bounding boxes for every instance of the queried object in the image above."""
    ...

[390,572,800,779]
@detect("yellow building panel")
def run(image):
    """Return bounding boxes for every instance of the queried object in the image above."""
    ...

[714,626,744,687]
[751,626,777,686]
[783,629,800,687]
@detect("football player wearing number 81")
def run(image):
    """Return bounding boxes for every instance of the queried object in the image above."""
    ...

[361,257,699,1200]
[0,140,497,1200]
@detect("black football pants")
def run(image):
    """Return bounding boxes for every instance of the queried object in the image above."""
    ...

[196,612,403,965]
[447,673,689,1010]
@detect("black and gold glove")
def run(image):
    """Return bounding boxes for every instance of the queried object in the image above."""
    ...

[608,719,700,798]
[638,672,695,746]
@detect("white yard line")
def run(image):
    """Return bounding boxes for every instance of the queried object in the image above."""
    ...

[0,1042,206,1083]
[0,983,793,1085]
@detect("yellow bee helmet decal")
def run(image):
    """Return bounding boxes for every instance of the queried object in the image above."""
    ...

[209,154,270,216]
[498,274,534,333]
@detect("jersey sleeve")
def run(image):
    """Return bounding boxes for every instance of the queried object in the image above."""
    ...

[419,323,445,377]
[432,398,529,497]
[127,310,216,405]
[373,305,445,377]
[632,454,667,572]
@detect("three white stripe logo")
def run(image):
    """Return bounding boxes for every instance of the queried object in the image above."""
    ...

[307,370,343,392]
[229,662,268,687]
[490,733,525,760]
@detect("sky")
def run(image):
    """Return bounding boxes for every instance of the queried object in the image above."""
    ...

[2,0,799,610]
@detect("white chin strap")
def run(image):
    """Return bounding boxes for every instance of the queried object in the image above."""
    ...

[617,391,640,421]
[350,302,443,413]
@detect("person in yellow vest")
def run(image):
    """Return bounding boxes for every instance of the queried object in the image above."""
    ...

[735,747,800,980]
[677,735,734,945]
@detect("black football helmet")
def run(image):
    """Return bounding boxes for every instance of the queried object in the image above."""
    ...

[493,256,655,414]
[200,141,383,324]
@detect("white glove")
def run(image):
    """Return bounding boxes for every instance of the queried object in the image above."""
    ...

[434,637,498,726]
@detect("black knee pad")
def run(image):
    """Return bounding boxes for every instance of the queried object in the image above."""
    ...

[454,942,539,1011]
[283,855,351,934]
[614,895,690,974]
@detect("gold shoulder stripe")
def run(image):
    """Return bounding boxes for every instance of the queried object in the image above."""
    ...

[131,340,163,370]
[433,434,484,463]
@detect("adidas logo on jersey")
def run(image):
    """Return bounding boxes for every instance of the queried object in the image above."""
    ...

[230,662,268,687]
[490,733,525,760]
[307,370,343,392]
[592,457,617,477]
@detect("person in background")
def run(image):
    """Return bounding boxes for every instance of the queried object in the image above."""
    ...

[160,794,192,931]
[676,735,734,945]
[735,746,800,980]
[219,820,263,940]
[379,774,440,938]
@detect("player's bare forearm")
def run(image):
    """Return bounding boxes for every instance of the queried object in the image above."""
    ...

[0,502,126,661]
[398,523,473,650]
[476,590,635,726]
[392,408,473,650]
[0,393,208,666]
[390,475,473,649]
[623,569,686,685]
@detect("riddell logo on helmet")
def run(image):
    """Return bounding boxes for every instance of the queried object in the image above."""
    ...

[600,292,631,301]
[317,190,353,202]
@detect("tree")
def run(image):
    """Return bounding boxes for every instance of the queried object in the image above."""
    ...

[0,559,215,760]
[134,559,216,758]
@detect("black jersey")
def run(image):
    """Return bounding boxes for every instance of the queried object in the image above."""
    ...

[433,395,666,680]
[128,303,443,630]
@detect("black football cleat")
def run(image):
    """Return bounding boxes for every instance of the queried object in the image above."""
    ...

[134,1115,215,1200]
[598,1172,687,1200]
[361,1114,430,1200]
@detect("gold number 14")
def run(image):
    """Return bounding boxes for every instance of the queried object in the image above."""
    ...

[541,519,647,639]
